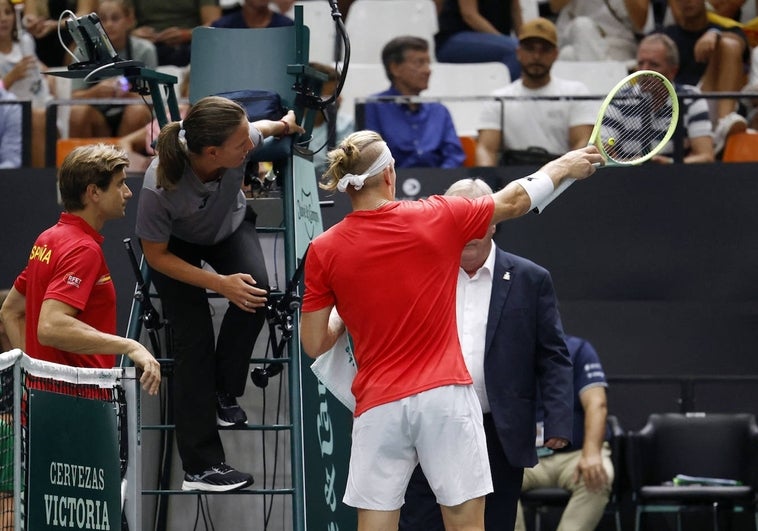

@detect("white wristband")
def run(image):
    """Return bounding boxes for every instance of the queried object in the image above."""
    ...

[514,171,556,214]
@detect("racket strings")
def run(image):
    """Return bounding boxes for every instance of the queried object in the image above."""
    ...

[599,76,675,163]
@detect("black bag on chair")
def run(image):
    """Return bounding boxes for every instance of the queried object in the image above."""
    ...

[501,146,560,166]
[215,89,291,164]
[215,89,286,121]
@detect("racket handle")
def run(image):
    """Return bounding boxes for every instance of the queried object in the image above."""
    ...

[533,178,575,213]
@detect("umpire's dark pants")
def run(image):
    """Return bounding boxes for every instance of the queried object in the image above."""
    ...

[149,207,269,474]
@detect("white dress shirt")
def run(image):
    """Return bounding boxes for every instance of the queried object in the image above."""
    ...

[456,241,496,414]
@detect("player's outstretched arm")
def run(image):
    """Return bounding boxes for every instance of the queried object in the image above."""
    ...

[491,146,602,224]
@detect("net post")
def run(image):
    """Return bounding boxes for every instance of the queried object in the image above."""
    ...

[12,352,21,531]
[122,366,141,529]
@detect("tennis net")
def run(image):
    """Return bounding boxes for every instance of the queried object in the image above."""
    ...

[0,349,140,530]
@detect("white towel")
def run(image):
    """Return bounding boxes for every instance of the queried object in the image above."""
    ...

[310,333,358,413]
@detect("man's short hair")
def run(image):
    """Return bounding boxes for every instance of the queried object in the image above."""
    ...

[640,33,680,67]
[381,35,429,81]
[58,143,129,212]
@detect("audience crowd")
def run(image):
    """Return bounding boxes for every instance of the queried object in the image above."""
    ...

[2,0,757,171]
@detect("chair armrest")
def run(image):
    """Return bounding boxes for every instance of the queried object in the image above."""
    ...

[748,416,758,489]
[607,414,626,498]
[626,422,655,495]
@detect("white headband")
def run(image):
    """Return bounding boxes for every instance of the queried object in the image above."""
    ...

[337,143,393,192]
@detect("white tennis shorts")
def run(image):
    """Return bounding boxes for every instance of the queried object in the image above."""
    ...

[343,384,493,510]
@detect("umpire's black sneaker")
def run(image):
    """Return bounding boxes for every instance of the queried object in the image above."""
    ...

[181,463,254,492]
[216,392,247,427]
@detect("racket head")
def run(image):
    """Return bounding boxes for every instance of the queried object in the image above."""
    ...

[589,70,680,166]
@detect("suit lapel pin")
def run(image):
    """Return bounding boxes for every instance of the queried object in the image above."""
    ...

[503,272,511,281]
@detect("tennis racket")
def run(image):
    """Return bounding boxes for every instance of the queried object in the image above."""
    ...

[590,69,679,166]
[546,70,679,202]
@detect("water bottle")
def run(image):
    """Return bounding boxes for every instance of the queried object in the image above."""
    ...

[13,3,49,107]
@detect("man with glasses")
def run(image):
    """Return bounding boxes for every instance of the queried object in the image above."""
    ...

[364,36,465,169]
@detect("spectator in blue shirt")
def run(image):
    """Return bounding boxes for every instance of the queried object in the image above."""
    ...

[0,83,21,169]
[363,36,465,169]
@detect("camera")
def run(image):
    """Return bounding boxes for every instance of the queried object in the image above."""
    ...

[66,13,120,68]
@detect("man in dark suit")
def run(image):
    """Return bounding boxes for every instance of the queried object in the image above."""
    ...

[399,177,574,531]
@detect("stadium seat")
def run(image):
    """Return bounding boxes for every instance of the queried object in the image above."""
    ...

[294,1,338,64]
[426,62,510,136]
[459,135,477,167]
[551,60,629,95]
[520,0,540,24]
[344,0,438,63]
[722,131,758,162]
[627,412,758,531]
[338,62,392,124]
